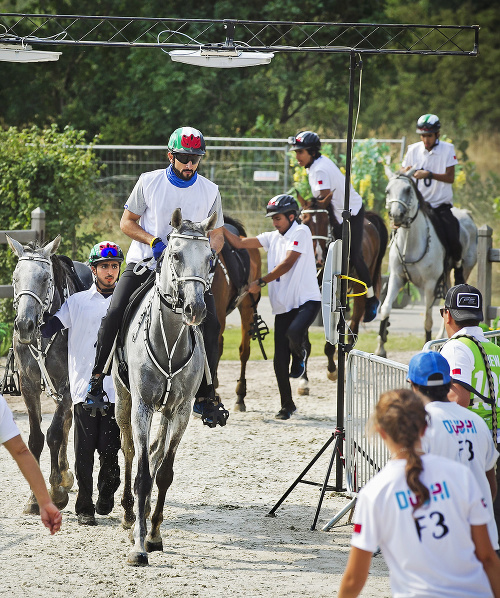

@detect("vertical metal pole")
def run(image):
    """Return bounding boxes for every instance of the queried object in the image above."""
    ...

[31,206,45,244]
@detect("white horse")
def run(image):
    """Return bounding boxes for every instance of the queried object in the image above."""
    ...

[375,170,477,357]
[112,208,217,566]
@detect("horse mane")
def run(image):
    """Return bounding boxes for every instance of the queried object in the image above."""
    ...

[224,215,247,237]
[404,175,433,218]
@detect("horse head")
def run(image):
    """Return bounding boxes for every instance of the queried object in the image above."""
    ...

[8,235,61,344]
[300,200,330,267]
[385,167,418,229]
[158,208,217,326]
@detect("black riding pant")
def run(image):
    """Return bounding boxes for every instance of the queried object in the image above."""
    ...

[274,301,320,411]
[333,205,372,288]
[74,402,121,516]
[431,203,462,264]
[92,262,220,399]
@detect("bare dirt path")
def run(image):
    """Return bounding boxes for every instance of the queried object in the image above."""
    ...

[0,352,413,598]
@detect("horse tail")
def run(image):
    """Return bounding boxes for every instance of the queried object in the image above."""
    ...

[365,211,389,295]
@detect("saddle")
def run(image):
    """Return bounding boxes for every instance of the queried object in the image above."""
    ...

[220,223,251,315]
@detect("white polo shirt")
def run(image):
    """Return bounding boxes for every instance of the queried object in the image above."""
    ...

[402,139,458,208]
[307,155,362,224]
[54,284,116,405]
[0,394,20,444]
[124,169,224,266]
[351,454,492,598]
[257,221,321,315]
[423,400,499,549]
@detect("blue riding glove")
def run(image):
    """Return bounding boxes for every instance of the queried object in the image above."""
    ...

[209,249,217,273]
[151,237,167,261]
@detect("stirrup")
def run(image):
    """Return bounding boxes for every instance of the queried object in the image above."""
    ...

[201,400,229,429]
[82,397,109,417]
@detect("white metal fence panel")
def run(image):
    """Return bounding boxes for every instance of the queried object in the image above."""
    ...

[345,349,410,496]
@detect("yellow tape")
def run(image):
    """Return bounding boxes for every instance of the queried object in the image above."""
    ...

[339,275,368,297]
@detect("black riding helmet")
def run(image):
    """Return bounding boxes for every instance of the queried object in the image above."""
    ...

[265,194,299,218]
[288,131,321,152]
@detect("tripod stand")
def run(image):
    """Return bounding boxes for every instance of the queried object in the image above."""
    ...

[267,51,360,530]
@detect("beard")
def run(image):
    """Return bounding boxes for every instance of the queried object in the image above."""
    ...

[172,162,195,180]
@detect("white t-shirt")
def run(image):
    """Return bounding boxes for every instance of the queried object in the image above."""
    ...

[402,140,458,208]
[307,154,362,224]
[351,454,492,598]
[0,394,20,444]
[124,169,224,266]
[423,400,499,548]
[257,221,321,315]
[54,284,116,405]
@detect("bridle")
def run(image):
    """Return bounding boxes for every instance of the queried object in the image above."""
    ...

[300,207,331,244]
[155,231,211,311]
[13,253,55,327]
[385,174,420,229]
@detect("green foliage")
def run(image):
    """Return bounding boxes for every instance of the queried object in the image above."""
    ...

[0,323,12,356]
[0,124,102,323]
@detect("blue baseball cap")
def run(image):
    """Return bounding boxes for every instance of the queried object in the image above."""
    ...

[407,351,451,387]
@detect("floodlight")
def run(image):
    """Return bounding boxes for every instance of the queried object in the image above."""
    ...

[169,47,273,68]
[0,44,61,63]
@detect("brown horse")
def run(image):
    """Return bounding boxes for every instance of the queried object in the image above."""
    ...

[212,217,263,412]
[301,201,388,380]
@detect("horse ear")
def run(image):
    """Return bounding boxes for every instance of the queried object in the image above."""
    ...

[403,167,417,178]
[171,208,182,230]
[42,235,61,258]
[6,235,25,258]
[201,212,217,233]
[384,164,396,180]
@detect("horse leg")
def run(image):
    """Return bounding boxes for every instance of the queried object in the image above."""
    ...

[45,398,71,509]
[234,297,254,412]
[146,407,190,553]
[59,404,74,490]
[375,270,404,357]
[115,388,135,529]
[423,285,436,343]
[325,342,337,381]
[128,403,153,566]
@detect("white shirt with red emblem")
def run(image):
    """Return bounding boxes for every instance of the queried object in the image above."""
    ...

[307,154,362,224]
[423,400,499,549]
[402,139,459,208]
[0,394,20,444]
[351,453,492,598]
[257,221,321,315]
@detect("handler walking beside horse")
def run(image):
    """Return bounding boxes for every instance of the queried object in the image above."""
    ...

[402,113,465,286]
[41,242,124,526]
[85,126,228,428]
[223,194,320,420]
[289,130,379,322]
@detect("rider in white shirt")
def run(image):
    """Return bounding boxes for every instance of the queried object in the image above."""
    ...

[402,114,464,285]
[408,350,499,551]
[223,195,321,420]
[339,388,500,598]
[42,241,124,526]
[289,130,379,323]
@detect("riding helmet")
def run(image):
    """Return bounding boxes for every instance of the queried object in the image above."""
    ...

[416,114,441,134]
[288,131,321,152]
[168,126,206,155]
[88,241,124,267]
[265,194,300,218]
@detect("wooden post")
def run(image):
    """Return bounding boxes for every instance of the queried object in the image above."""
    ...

[477,225,493,325]
[31,207,45,244]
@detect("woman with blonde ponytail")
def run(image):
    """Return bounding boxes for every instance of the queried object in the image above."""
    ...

[339,389,500,598]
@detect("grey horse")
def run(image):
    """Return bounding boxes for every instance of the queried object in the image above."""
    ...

[7,235,92,513]
[376,170,477,357]
[112,208,217,566]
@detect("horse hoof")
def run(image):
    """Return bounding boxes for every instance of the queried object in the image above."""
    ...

[50,487,69,510]
[145,539,163,553]
[233,401,246,413]
[61,470,74,491]
[127,551,149,566]
[122,516,135,530]
[23,501,40,516]
[297,379,309,396]
[327,370,338,382]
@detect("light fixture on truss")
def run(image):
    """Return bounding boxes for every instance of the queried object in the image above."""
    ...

[0,43,61,62]
[165,22,273,69]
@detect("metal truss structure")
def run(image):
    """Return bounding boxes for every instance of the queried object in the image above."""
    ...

[0,14,478,57]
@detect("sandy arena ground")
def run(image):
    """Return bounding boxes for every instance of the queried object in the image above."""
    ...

[0,351,413,598]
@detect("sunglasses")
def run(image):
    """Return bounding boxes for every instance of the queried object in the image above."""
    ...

[99,245,118,258]
[439,307,449,317]
[173,153,202,165]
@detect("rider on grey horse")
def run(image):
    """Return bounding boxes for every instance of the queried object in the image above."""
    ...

[402,114,465,286]
[84,126,228,428]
